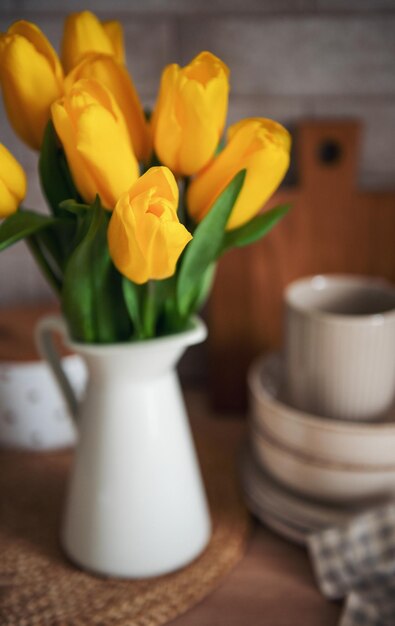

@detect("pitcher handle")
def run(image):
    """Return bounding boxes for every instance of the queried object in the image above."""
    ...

[35,315,79,423]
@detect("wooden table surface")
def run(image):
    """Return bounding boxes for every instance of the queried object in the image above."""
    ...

[170,528,341,626]
[0,306,341,625]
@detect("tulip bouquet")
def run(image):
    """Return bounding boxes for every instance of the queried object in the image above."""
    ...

[0,11,291,343]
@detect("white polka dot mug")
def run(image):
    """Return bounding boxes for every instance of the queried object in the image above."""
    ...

[0,355,87,450]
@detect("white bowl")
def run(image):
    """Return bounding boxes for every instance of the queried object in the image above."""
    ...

[248,353,395,468]
[251,425,395,503]
[0,355,87,450]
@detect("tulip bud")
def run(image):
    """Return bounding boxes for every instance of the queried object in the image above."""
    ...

[65,53,151,162]
[187,118,291,230]
[51,79,139,209]
[62,11,125,74]
[102,21,124,65]
[151,51,229,176]
[0,21,63,150]
[0,143,27,217]
[108,167,192,284]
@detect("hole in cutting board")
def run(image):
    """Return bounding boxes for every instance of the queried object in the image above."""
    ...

[317,139,343,165]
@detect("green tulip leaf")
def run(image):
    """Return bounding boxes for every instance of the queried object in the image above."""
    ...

[58,200,92,250]
[62,197,131,343]
[39,120,80,216]
[123,279,175,340]
[223,204,291,251]
[39,121,83,265]
[177,170,246,317]
[0,209,64,252]
[26,233,63,294]
[59,199,91,215]
[186,262,217,315]
[148,276,184,336]
[122,278,145,339]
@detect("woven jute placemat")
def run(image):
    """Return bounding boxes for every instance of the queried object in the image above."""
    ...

[0,391,250,626]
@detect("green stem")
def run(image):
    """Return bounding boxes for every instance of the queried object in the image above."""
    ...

[27,235,62,296]
[142,281,157,338]
[180,176,195,234]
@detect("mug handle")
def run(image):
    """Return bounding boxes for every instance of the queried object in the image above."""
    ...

[35,315,79,423]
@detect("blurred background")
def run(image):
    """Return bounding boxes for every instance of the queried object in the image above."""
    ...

[1,0,394,406]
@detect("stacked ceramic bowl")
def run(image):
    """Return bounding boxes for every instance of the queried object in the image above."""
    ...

[242,275,395,544]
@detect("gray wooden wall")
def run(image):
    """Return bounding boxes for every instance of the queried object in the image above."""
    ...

[1,0,395,306]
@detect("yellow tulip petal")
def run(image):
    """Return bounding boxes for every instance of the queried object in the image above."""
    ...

[205,71,230,139]
[0,179,18,217]
[0,143,26,217]
[130,166,179,205]
[152,65,183,171]
[0,144,27,199]
[108,167,192,284]
[176,77,223,175]
[62,11,114,73]
[0,23,63,149]
[102,20,125,64]
[187,117,291,230]
[227,146,289,229]
[52,79,139,209]
[109,190,156,284]
[108,197,149,283]
[51,97,97,203]
[151,220,192,278]
[152,51,229,176]
[132,194,162,258]
[76,100,139,208]
[66,53,151,161]
[227,117,291,151]
[183,51,229,83]
[9,20,63,84]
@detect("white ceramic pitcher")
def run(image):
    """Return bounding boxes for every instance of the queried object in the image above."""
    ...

[35,315,211,578]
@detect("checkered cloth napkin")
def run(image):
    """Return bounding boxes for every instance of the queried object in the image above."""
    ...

[308,503,395,626]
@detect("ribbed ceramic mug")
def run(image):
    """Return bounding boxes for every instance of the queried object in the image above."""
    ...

[284,275,395,421]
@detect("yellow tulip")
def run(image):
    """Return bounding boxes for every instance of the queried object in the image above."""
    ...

[0,143,27,217]
[108,167,192,284]
[62,11,125,74]
[65,53,151,162]
[0,20,63,150]
[51,79,139,209]
[102,21,124,64]
[187,118,291,230]
[151,51,229,176]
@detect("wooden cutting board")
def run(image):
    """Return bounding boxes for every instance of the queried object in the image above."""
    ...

[208,120,395,411]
